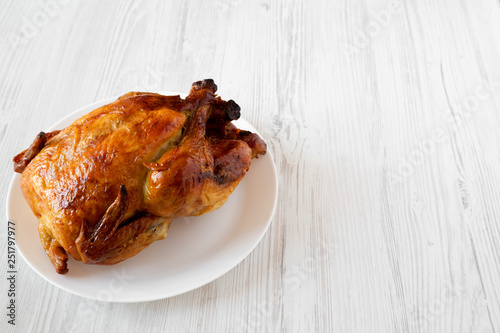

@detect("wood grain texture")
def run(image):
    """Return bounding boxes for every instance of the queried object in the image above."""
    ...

[1,0,500,332]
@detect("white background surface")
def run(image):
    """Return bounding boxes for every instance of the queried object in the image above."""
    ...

[1,0,500,332]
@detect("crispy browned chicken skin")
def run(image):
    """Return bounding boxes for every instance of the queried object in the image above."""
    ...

[14,79,266,274]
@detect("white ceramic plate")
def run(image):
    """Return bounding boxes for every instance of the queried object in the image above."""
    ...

[6,92,278,303]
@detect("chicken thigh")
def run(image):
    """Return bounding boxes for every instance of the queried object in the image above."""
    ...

[14,79,266,274]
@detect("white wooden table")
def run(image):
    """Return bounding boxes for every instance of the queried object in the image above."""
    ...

[2,0,500,332]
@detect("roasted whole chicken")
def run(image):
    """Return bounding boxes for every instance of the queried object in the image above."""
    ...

[14,79,266,274]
